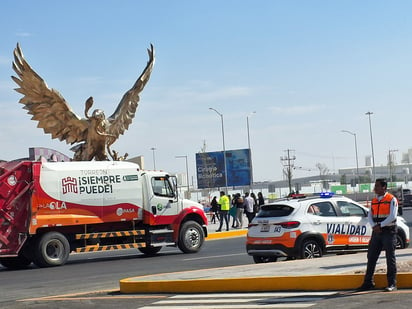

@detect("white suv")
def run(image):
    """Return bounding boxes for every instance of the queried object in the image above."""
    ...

[246,193,410,263]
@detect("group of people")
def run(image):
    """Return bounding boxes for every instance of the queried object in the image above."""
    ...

[211,191,265,232]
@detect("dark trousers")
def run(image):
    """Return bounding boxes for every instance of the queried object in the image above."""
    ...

[245,211,255,224]
[364,226,397,286]
[218,210,229,231]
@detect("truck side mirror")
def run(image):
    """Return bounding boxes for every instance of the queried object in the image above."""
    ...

[151,205,157,215]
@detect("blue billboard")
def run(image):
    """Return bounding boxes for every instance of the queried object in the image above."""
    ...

[196,149,251,189]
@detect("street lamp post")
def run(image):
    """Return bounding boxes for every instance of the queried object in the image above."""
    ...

[341,130,360,192]
[175,155,190,196]
[388,149,398,184]
[247,111,256,191]
[365,111,376,181]
[150,147,156,170]
[209,107,228,190]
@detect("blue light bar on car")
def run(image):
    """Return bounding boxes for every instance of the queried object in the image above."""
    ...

[320,192,334,198]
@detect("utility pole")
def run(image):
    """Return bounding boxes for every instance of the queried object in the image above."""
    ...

[150,147,156,170]
[280,149,296,195]
[209,108,228,190]
[365,111,376,180]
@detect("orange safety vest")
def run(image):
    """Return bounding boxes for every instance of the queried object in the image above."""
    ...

[371,192,395,223]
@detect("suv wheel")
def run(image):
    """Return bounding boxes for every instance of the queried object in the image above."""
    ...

[253,256,277,264]
[300,239,322,259]
[396,233,406,249]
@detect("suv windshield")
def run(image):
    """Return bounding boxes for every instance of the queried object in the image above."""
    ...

[256,204,294,218]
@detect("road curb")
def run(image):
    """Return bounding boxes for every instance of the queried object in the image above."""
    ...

[206,229,247,240]
[119,272,412,293]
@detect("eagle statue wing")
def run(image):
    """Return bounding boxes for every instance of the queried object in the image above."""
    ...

[11,43,88,145]
[107,44,155,139]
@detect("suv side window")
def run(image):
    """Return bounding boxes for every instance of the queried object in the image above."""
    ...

[307,205,320,215]
[337,201,367,217]
[310,202,337,217]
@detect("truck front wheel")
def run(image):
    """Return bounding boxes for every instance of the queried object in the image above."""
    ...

[33,232,70,267]
[178,221,204,253]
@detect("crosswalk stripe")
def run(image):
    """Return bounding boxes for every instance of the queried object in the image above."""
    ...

[170,292,336,298]
[141,305,315,309]
[156,298,263,303]
[138,291,337,308]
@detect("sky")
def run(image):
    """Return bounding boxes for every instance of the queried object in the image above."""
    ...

[1,1,412,184]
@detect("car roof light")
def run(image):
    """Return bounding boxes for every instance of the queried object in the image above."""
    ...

[288,193,306,199]
[320,192,334,198]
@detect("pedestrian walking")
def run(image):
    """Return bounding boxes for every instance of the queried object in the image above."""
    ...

[229,194,237,228]
[250,192,259,214]
[210,196,219,224]
[234,193,245,228]
[244,192,255,224]
[216,191,230,232]
[357,178,399,292]
[258,192,265,207]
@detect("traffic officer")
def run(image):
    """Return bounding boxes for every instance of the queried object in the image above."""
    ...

[358,178,398,292]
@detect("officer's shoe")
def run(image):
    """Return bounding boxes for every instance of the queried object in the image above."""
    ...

[384,285,397,292]
[356,282,375,291]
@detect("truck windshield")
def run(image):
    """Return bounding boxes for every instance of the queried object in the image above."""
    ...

[151,176,175,198]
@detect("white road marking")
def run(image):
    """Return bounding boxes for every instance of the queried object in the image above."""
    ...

[183,253,246,260]
[138,291,337,308]
[140,305,315,308]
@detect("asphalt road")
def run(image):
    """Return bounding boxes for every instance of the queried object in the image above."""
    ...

[0,208,411,308]
[0,236,250,305]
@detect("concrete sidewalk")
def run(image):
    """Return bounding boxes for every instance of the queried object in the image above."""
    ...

[205,218,248,240]
[119,221,412,293]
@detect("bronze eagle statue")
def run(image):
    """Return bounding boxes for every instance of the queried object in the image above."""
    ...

[11,43,155,161]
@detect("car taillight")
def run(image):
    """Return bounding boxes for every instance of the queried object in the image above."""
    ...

[279,221,300,229]
[248,223,258,228]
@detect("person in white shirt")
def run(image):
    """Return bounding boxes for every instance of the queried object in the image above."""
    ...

[244,192,255,224]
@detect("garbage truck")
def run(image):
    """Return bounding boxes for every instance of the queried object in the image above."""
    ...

[0,159,208,269]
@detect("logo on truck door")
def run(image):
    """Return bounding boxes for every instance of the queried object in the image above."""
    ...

[62,177,78,194]
[116,207,136,216]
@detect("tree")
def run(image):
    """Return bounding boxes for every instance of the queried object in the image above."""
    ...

[315,163,329,178]
[316,163,329,190]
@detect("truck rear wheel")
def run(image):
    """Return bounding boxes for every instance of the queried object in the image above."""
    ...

[0,255,32,269]
[33,232,70,267]
[178,221,204,253]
